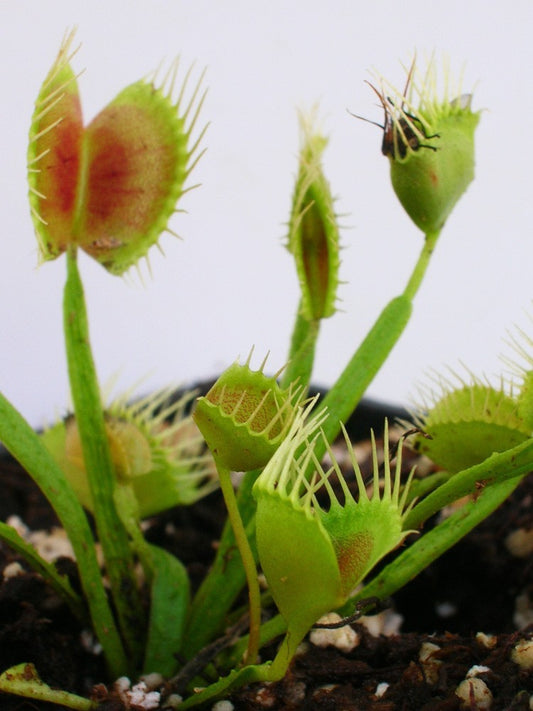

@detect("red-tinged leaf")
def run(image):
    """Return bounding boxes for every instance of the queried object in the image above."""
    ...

[78,81,190,274]
[27,30,83,261]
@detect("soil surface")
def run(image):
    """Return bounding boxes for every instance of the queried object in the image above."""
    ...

[0,402,532,710]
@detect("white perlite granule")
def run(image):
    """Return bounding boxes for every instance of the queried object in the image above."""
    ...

[211,701,235,711]
[466,665,491,677]
[2,561,24,579]
[6,515,74,562]
[455,677,493,710]
[511,638,533,671]
[114,677,160,709]
[374,682,389,698]
[505,528,533,558]
[476,632,497,649]
[310,612,360,652]
[357,609,403,637]
[418,642,442,685]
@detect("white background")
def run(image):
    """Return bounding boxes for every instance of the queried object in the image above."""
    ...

[1,1,532,427]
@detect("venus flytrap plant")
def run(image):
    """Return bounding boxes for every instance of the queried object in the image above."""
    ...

[179,118,342,663]
[4,35,531,711]
[143,56,489,705]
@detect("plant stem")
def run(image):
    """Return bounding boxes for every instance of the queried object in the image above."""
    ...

[63,249,144,669]
[216,461,261,664]
[222,612,286,670]
[316,295,411,447]
[280,304,320,391]
[404,436,533,530]
[184,469,258,657]
[405,469,452,503]
[175,620,304,709]
[315,228,441,454]
[176,661,273,710]
[0,392,128,678]
[403,230,440,301]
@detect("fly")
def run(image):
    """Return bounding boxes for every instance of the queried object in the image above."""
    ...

[350,61,440,159]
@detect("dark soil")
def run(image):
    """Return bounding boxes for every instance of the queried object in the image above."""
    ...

[0,404,532,710]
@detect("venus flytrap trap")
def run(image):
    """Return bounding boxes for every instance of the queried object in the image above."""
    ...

[2,33,532,710]
[407,318,533,485]
[281,112,341,391]
[254,417,415,679]
[28,29,207,273]
[288,114,340,323]
[387,68,478,235]
[50,26,208,676]
[357,57,479,235]
[410,373,530,473]
[174,417,418,710]
[42,386,217,517]
[193,354,300,473]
